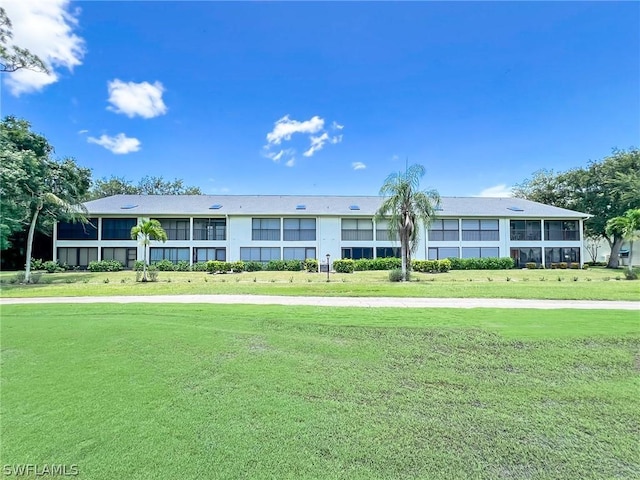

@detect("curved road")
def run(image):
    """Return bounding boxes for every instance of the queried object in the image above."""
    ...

[1,294,638,310]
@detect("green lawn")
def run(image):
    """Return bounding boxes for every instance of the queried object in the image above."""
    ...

[1,268,638,300]
[1,304,638,479]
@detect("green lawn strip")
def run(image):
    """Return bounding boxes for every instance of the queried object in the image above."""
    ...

[1,268,638,300]
[2,305,638,479]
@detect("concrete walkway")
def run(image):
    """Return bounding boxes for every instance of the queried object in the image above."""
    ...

[1,295,638,310]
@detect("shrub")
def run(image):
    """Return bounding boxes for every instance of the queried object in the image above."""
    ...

[388,269,406,282]
[558,262,568,269]
[333,259,355,273]
[192,262,209,272]
[569,263,580,269]
[244,261,263,272]
[525,262,538,269]
[12,271,26,283]
[206,261,231,274]
[88,260,124,272]
[29,258,46,271]
[624,268,639,280]
[134,260,145,271]
[353,257,402,271]
[304,258,318,273]
[153,259,176,271]
[148,265,159,282]
[175,260,191,272]
[265,260,286,271]
[230,261,245,273]
[438,259,452,273]
[582,264,589,270]
[42,260,66,273]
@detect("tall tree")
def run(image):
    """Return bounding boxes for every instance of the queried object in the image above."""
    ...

[606,208,640,274]
[514,148,640,268]
[88,175,202,199]
[376,164,440,281]
[130,218,168,282]
[0,116,91,282]
[0,7,48,73]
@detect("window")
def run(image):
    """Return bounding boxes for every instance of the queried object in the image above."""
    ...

[193,219,226,240]
[462,247,500,259]
[461,219,499,241]
[341,219,373,241]
[341,247,373,259]
[150,247,189,264]
[252,218,280,241]
[545,247,580,264]
[428,247,459,260]
[57,247,98,267]
[57,219,98,240]
[428,219,459,241]
[283,218,316,241]
[240,247,281,263]
[544,220,579,241]
[157,218,190,240]
[376,247,400,258]
[102,247,137,269]
[510,247,542,268]
[510,220,541,241]
[194,248,226,262]
[375,219,399,241]
[102,218,137,240]
[283,247,316,260]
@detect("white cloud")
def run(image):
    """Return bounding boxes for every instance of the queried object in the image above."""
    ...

[77,129,88,135]
[87,133,141,155]
[265,115,324,145]
[352,162,366,170]
[263,115,343,165]
[3,0,86,96]
[476,184,513,198]
[107,79,167,118]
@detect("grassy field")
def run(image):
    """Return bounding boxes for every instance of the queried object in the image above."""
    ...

[1,304,639,479]
[1,267,638,300]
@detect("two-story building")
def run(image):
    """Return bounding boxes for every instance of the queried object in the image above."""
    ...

[54,195,590,269]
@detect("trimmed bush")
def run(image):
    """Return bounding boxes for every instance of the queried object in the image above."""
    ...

[525,262,538,269]
[29,258,46,271]
[412,259,451,273]
[175,260,191,272]
[445,257,514,270]
[558,262,568,269]
[88,260,124,272]
[192,262,209,272]
[438,259,452,273]
[206,261,232,273]
[243,261,263,272]
[353,257,402,271]
[134,260,145,271]
[230,261,245,273]
[333,259,355,273]
[154,259,176,271]
[624,268,639,280]
[42,260,67,273]
[304,258,318,273]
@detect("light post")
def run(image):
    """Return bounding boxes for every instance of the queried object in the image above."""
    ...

[326,253,330,282]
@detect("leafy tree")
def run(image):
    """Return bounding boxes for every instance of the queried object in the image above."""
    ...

[89,175,202,199]
[0,116,91,282]
[514,148,640,268]
[0,7,48,73]
[130,218,168,282]
[375,164,440,281]
[606,208,640,273]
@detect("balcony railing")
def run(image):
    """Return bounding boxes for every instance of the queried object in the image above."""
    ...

[163,228,190,241]
[283,229,316,241]
[510,230,542,241]
[545,231,579,241]
[462,230,499,242]
[193,228,226,241]
[341,230,373,241]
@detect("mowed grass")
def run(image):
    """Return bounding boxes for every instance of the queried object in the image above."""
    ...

[1,267,638,300]
[1,304,639,479]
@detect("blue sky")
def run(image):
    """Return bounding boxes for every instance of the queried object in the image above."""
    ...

[3,1,639,197]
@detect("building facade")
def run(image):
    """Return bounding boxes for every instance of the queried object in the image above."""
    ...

[54,195,590,269]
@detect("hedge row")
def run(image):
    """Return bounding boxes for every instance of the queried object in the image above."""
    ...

[412,259,452,273]
[446,257,514,270]
[88,260,124,272]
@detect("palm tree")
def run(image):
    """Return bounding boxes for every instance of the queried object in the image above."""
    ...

[606,208,640,273]
[130,218,168,281]
[376,163,440,281]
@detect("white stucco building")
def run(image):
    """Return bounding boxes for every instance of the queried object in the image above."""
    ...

[54,195,590,269]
